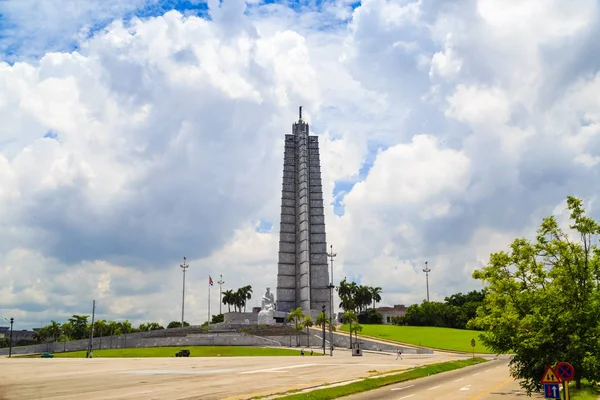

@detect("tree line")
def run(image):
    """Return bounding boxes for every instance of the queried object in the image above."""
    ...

[393,290,486,329]
[0,284,255,348]
[221,285,253,312]
[0,316,195,348]
[337,278,383,323]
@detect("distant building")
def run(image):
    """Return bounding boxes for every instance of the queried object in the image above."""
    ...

[376,304,407,324]
[0,327,36,343]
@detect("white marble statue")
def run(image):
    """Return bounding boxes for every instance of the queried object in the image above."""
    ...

[261,287,276,311]
[258,287,276,325]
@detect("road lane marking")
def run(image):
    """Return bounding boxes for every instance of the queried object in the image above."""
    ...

[240,364,315,374]
[399,395,414,400]
[484,369,492,372]
[468,378,514,400]
[428,385,441,390]
[454,378,464,382]
[391,385,414,391]
[473,372,481,376]
[460,385,472,391]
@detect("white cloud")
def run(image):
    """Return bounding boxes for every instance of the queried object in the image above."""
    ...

[2,0,600,328]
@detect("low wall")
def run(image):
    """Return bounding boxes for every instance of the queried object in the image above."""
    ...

[0,326,434,356]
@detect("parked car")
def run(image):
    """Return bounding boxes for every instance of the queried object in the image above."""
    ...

[175,349,190,357]
[41,353,54,358]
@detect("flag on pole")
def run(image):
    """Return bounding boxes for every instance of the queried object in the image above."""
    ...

[209,276,214,286]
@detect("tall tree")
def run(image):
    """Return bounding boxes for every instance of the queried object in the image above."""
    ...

[343,310,358,349]
[302,316,313,347]
[287,307,304,347]
[470,196,600,392]
[370,286,382,309]
[222,290,234,312]
[68,315,89,340]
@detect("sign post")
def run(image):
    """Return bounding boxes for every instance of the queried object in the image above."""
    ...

[540,366,562,399]
[555,362,574,400]
[471,339,476,359]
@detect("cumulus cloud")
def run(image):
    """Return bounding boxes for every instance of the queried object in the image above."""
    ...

[1,0,600,328]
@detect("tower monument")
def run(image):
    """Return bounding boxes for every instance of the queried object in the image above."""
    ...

[276,107,330,314]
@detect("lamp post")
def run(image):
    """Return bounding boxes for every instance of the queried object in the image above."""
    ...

[326,244,337,357]
[218,275,225,315]
[6,317,13,358]
[321,305,326,355]
[180,256,189,327]
[423,261,431,302]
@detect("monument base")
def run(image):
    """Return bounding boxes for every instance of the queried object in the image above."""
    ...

[257,309,275,325]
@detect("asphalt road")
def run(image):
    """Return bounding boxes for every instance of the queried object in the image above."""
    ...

[344,357,544,400]
[0,351,468,400]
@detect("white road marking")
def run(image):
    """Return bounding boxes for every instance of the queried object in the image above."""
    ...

[484,369,492,372]
[120,369,233,375]
[454,378,464,382]
[391,385,414,391]
[428,385,441,390]
[399,395,414,400]
[240,364,315,374]
[460,385,472,391]
[473,372,481,376]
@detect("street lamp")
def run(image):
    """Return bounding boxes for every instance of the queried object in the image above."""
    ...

[326,244,337,357]
[180,256,189,327]
[218,275,225,315]
[423,261,431,302]
[321,305,326,355]
[4,317,14,358]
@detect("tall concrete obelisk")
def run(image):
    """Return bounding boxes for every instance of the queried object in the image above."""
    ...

[276,107,330,314]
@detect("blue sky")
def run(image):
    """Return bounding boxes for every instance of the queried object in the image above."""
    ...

[2,0,600,330]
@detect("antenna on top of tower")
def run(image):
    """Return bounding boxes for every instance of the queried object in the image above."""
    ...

[299,106,303,121]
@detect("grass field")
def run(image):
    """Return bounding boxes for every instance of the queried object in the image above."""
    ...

[571,380,600,400]
[17,346,319,358]
[270,358,488,399]
[338,324,494,353]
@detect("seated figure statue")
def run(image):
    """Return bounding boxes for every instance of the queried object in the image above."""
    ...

[261,287,275,311]
[258,287,276,325]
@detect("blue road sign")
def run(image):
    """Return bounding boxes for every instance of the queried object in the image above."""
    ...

[556,362,575,382]
[544,383,560,399]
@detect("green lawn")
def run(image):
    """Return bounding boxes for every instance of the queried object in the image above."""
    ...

[18,346,321,358]
[271,358,487,399]
[339,324,494,353]
[570,380,599,400]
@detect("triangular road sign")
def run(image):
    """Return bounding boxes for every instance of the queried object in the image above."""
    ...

[541,366,562,384]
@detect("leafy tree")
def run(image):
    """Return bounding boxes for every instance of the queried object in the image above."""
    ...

[68,315,89,340]
[358,309,383,324]
[167,321,189,329]
[470,196,600,392]
[211,314,224,324]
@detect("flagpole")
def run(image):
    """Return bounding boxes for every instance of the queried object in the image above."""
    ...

[208,276,211,329]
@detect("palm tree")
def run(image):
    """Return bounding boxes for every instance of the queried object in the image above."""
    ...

[302,316,313,347]
[33,327,48,342]
[370,286,382,310]
[222,290,234,312]
[356,285,372,313]
[48,320,62,342]
[287,307,305,347]
[343,310,358,349]
[236,286,253,312]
